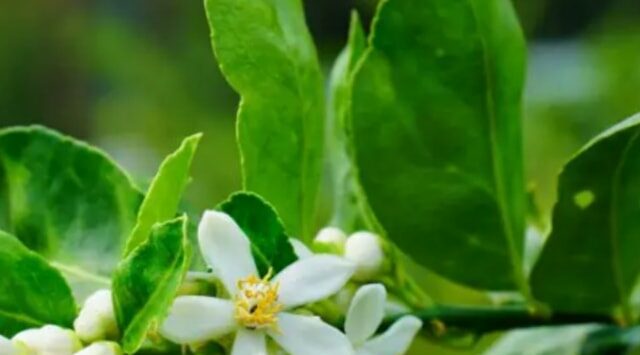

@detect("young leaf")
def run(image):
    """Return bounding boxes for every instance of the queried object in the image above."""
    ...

[350,0,527,290]
[113,216,191,353]
[531,114,640,320]
[326,12,379,233]
[0,126,142,296]
[219,192,297,276]
[124,134,201,256]
[204,0,325,240]
[0,230,76,336]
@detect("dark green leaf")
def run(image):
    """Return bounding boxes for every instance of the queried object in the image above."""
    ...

[0,126,143,297]
[219,192,297,276]
[113,216,191,353]
[204,0,325,240]
[350,0,527,290]
[326,12,379,233]
[531,114,640,320]
[0,230,76,336]
[124,134,201,256]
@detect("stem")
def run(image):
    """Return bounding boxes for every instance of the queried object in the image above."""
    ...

[382,305,616,336]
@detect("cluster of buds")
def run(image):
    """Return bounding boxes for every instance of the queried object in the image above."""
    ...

[313,227,389,281]
[0,290,122,355]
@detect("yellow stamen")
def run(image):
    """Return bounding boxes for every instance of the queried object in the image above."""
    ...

[234,269,282,331]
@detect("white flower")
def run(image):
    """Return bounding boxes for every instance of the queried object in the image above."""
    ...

[289,238,313,259]
[345,284,422,355]
[344,232,385,281]
[74,341,122,355]
[160,211,356,355]
[12,325,82,355]
[74,290,119,343]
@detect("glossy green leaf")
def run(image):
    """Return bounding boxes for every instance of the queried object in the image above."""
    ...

[0,126,143,297]
[219,192,297,276]
[531,114,640,320]
[326,12,379,233]
[113,216,190,353]
[350,0,527,290]
[204,0,325,240]
[0,230,76,336]
[124,134,201,256]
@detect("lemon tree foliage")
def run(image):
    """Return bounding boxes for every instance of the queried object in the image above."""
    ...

[0,231,76,336]
[350,0,527,291]
[2,0,640,353]
[113,217,191,353]
[0,126,142,296]
[124,134,201,256]
[532,114,640,321]
[204,0,325,241]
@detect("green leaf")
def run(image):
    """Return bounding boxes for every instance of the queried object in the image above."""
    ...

[0,230,76,336]
[204,0,325,240]
[124,134,201,256]
[531,114,640,320]
[113,216,191,353]
[219,192,297,276]
[326,12,379,233]
[0,126,143,297]
[350,0,527,290]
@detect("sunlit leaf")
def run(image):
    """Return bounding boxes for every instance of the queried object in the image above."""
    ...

[350,0,527,290]
[204,0,325,240]
[0,230,76,336]
[113,216,190,353]
[0,126,142,298]
[124,133,201,256]
[531,114,640,320]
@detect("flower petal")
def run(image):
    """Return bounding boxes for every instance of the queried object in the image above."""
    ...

[345,284,386,345]
[274,255,355,309]
[160,296,236,344]
[231,328,267,355]
[289,238,313,259]
[198,210,257,294]
[358,316,422,355]
[269,313,353,355]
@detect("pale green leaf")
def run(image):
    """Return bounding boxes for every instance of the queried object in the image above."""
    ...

[204,0,325,240]
[0,230,76,336]
[113,216,190,353]
[124,134,201,256]
[0,126,142,298]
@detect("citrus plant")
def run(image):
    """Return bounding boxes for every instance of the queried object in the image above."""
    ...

[1,0,640,354]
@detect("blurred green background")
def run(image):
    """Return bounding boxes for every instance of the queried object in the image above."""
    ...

[1,0,639,353]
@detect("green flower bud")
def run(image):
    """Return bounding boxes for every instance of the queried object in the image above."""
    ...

[312,227,347,255]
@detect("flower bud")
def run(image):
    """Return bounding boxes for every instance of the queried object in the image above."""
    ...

[312,227,347,254]
[12,325,82,355]
[1,335,19,355]
[74,289,119,343]
[74,341,123,355]
[344,231,385,281]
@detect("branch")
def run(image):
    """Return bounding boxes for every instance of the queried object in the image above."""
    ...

[382,305,616,336]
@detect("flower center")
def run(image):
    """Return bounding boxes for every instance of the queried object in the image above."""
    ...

[234,270,282,330]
